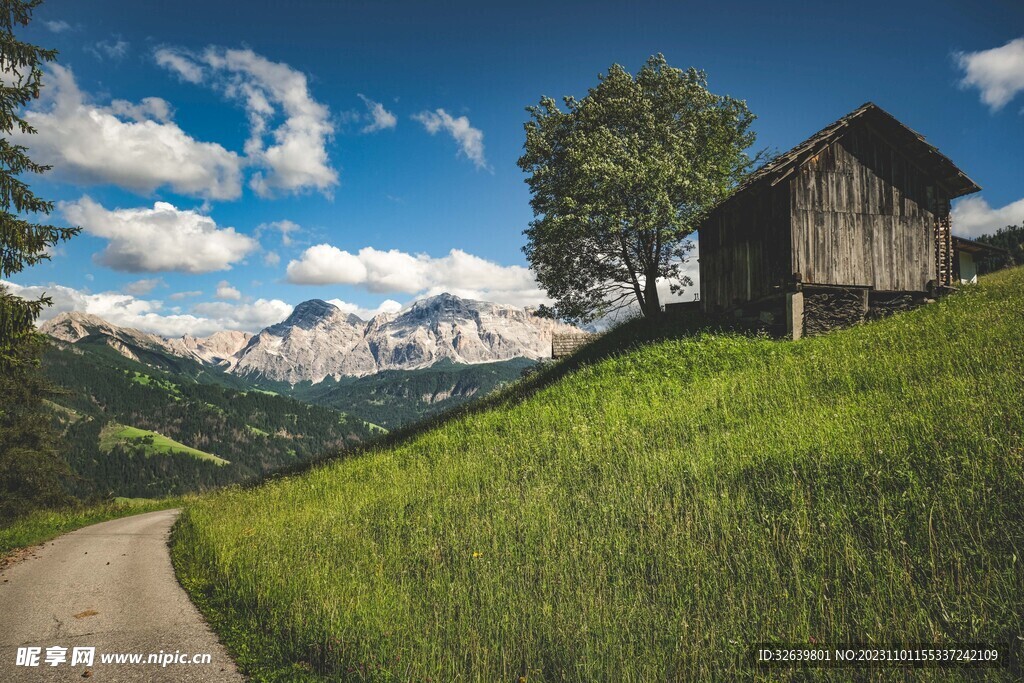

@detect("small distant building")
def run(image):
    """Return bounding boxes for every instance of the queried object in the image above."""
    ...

[951,236,1008,284]
[697,102,983,338]
[551,331,596,359]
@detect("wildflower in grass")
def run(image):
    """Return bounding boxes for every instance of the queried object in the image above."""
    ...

[472,551,483,558]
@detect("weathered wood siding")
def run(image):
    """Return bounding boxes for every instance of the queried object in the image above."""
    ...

[551,332,595,359]
[789,125,941,292]
[699,184,791,310]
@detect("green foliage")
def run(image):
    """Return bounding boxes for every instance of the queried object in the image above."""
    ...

[976,224,1024,274]
[519,54,758,323]
[175,268,1024,681]
[0,332,71,523]
[0,0,78,364]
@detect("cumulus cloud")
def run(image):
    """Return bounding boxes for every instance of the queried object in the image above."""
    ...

[952,195,1024,238]
[263,251,281,267]
[169,290,203,300]
[286,244,368,286]
[122,278,165,296]
[61,197,258,273]
[413,108,488,170]
[357,94,397,133]
[190,299,293,331]
[956,37,1024,111]
[4,281,293,337]
[286,245,544,306]
[215,280,242,300]
[327,297,403,320]
[19,65,242,199]
[155,46,338,197]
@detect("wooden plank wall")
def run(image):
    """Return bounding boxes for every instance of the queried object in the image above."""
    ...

[551,333,595,359]
[789,125,940,292]
[698,185,791,310]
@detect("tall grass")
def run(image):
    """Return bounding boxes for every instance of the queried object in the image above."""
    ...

[173,268,1024,681]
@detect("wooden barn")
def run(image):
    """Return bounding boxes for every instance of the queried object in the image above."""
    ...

[697,102,982,338]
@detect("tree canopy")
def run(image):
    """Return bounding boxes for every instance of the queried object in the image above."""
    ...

[519,54,758,324]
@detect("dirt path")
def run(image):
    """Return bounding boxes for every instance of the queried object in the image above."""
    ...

[0,509,243,681]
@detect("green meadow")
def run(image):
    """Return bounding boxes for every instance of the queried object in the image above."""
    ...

[100,423,230,465]
[1,497,190,558]
[173,267,1024,681]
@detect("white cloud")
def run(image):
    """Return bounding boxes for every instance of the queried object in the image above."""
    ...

[258,219,301,246]
[357,94,396,133]
[44,20,71,33]
[19,65,243,200]
[5,280,292,337]
[956,37,1024,111]
[122,278,165,296]
[107,97,173,123]
[88,38,129,60]
[285,244,368,285]
[154,47,205,84]
[155,46,338,197]
[61,197,258,273]
[190,299,294,332]
[286,245,543,305]
[327,297,402,320]
[952,195,1024,238]
[413,108,488,170]
[169,290,203,300]
[215,280,242,300]
[263,251,281,267]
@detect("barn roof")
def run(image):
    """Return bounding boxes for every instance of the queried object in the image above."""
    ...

[723,102,981,205]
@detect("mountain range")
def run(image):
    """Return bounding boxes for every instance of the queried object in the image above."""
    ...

[41,293,577,385]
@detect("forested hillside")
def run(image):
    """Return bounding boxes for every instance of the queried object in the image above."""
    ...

[288,357,536,428]
[42,341,376,498]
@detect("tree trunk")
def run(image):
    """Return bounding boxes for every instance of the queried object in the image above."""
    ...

[642,269,661,318]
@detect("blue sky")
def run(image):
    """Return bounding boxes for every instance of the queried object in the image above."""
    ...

[8,0,1024,336]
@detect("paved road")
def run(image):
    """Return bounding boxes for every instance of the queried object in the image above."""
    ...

[0,509,243,681]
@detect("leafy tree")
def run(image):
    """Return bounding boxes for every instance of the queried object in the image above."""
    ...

[519,54,759,323]
[1,0,78,366]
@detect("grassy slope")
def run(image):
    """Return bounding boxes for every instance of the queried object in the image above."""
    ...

[1,497,190,558]
[173,268,1024,682]
[99,423,230,465]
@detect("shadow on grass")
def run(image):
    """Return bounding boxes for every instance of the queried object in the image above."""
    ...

[253,310,751,487]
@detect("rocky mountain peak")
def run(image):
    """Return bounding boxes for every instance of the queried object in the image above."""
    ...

[41,295,582,386]
[279,299,341,330]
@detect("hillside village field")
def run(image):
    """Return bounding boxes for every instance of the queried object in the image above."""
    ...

[172,267,1024,681]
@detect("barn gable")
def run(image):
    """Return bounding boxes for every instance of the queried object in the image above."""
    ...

[698,103,981,336]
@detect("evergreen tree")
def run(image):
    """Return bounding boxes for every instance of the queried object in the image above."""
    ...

[1,0,78,365]
[0,0,77,521]
[0,333,70,522]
